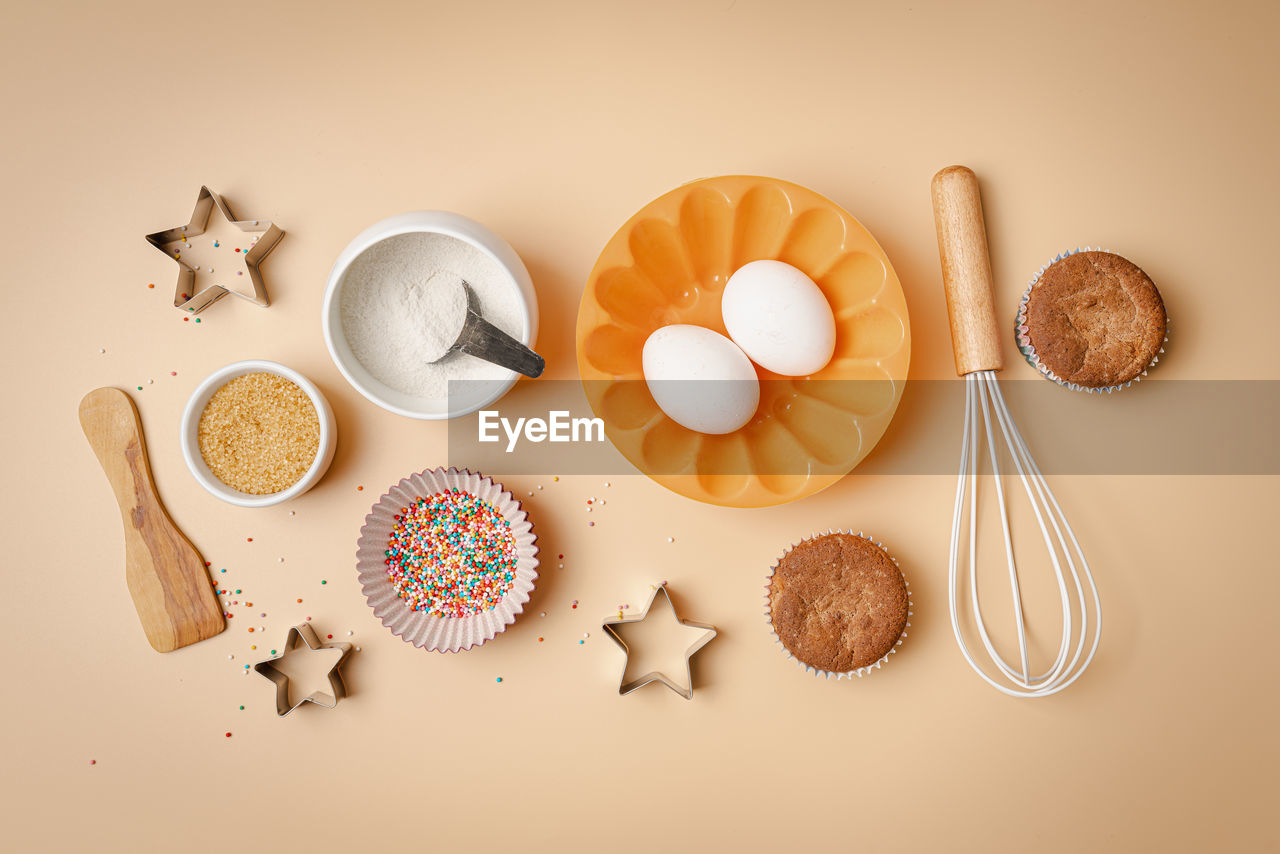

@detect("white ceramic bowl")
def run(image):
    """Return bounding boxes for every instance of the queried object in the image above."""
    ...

[321,211,539,420]
[180,360,337,508]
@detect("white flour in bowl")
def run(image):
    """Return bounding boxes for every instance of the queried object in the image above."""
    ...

[339,232,523,399]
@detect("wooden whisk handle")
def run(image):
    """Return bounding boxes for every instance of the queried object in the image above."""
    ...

[931,165,1003,375]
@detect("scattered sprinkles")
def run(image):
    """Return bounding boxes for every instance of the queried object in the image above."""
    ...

[384,490,517,617]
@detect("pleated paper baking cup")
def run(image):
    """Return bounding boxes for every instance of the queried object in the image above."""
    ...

[763,530,911,680]
[356,467,538,652]
[1015,246,1170,394]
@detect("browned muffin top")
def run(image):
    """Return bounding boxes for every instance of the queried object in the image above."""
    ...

[1024,251,1166,388]
[768,533,908,673]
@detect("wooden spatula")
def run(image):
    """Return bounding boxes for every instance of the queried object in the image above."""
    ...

[78,387,225,652]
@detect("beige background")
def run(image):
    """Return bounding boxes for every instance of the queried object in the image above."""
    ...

[3,0,1277,851]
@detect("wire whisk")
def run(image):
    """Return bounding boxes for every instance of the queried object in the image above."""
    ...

[932,166,1102,698]
[951,371,1101,697]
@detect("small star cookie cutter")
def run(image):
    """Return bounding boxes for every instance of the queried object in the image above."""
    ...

[145,186,283,316]
[602,584,717,700]
[253,624,353,716]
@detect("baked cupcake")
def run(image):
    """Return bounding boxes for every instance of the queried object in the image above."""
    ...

[765,531,910,678]
[1015,248,1167,392]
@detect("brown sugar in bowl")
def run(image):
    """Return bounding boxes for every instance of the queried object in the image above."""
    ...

[765,531,910,678]
[180,360,337,508]
[1016,249,1167,391]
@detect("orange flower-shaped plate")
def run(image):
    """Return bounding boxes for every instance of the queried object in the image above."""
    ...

[576,176,910,507]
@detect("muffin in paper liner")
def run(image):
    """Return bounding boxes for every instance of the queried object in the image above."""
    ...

[1015,246,1170,394]
[763,529,911,680]
[356,467,539,652]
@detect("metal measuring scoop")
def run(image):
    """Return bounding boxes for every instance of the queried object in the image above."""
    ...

[427,273,544,378]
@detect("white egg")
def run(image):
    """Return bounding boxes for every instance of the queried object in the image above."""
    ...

[642,325,760,435]
[721,259,836,376]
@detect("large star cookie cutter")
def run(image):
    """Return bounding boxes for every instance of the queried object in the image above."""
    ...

[145,186,283,315]
[602,584,717,700]
[253,623,353,716]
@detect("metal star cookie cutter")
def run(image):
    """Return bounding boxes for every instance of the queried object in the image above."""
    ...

[253,623,353,716]
[145,186,283,316]
[602,584,717,700]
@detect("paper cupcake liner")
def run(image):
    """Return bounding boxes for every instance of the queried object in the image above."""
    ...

[763,529,912,680]
[356,467,539,652]
[1014,246,1170,394]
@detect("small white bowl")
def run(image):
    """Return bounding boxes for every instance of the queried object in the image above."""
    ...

[321,211,539,420]
[180,360,337,508]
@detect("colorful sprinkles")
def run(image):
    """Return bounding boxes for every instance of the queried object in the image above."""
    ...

[384,489,517,617]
